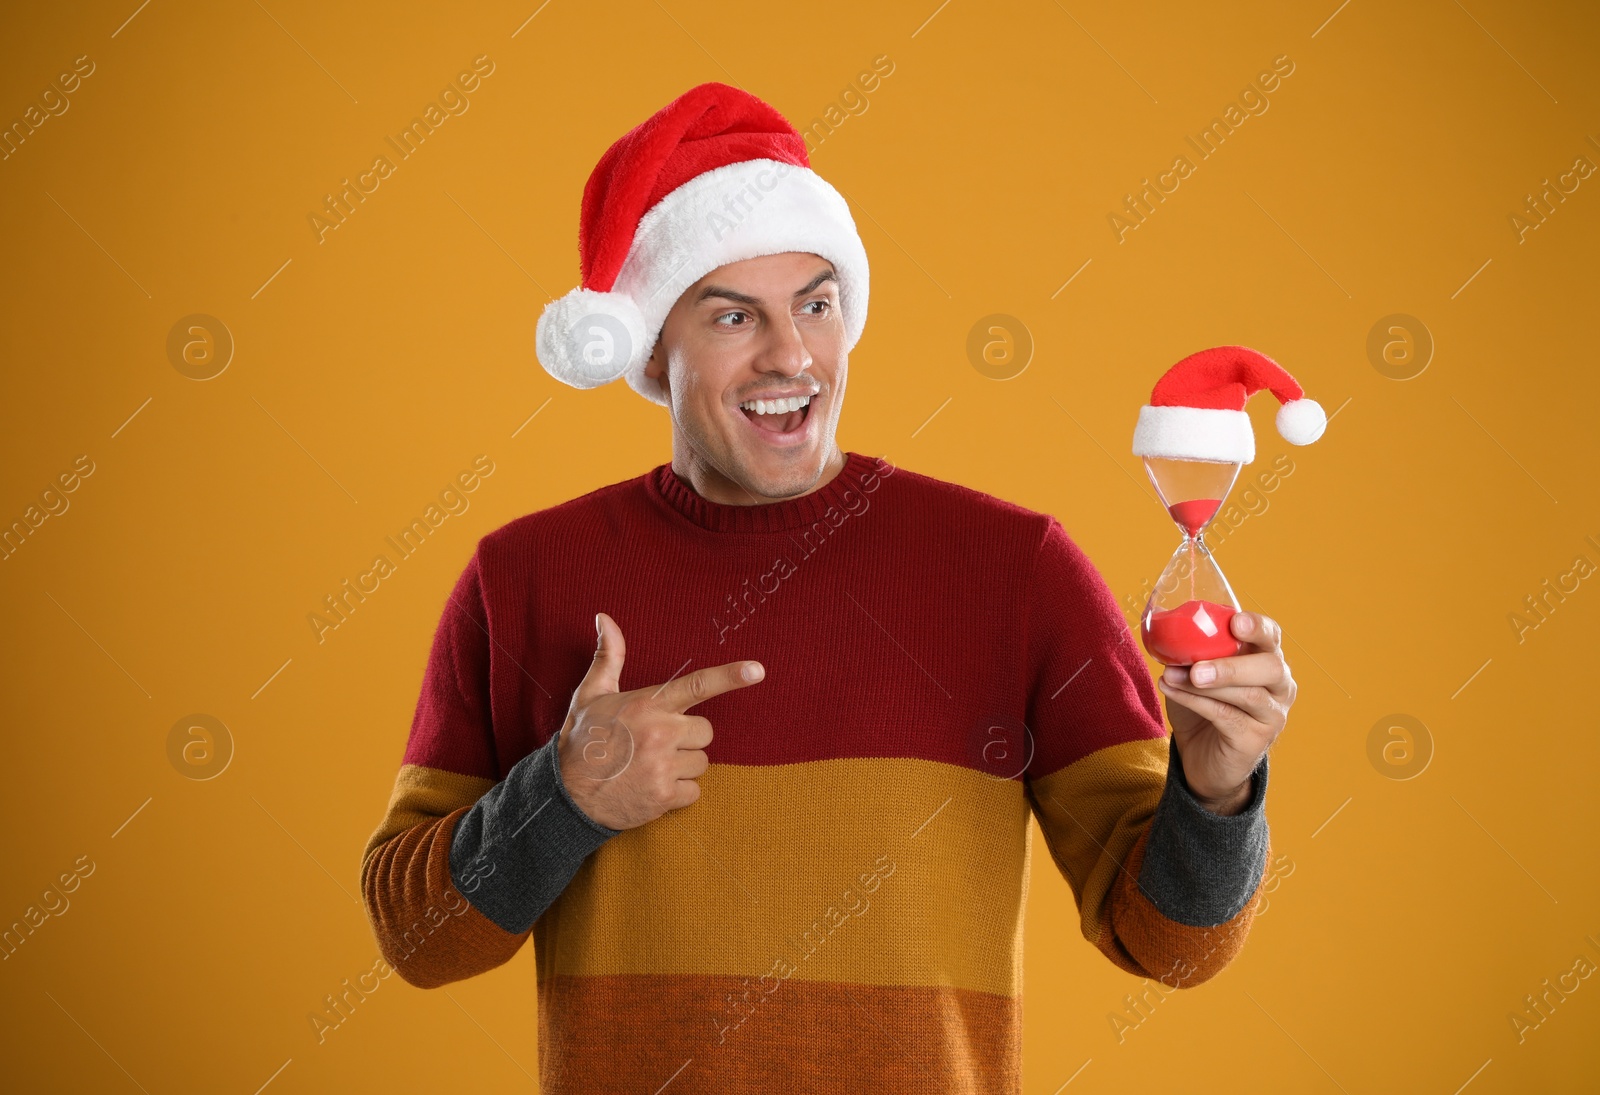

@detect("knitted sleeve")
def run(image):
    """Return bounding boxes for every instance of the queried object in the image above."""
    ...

[1022,515,1271,988]
[359,548,617,989]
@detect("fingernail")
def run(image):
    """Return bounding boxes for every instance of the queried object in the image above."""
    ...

[594,614,603,646]
[1163,665,1184,683]
[1192,663,1215,685]
[742,662,765,682]
[1235,614,1253,634]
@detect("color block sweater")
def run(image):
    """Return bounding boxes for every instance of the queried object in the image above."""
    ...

[360,451,1271,1094]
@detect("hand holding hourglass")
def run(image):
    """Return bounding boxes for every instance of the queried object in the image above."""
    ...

[1129,345,1325,813]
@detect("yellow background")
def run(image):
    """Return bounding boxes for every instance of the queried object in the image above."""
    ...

[2,0,1597,1090]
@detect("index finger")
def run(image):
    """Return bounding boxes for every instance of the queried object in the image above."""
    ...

[1232,610,1283,654]
[649,659,765,713]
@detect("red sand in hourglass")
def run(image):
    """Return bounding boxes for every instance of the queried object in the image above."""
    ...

[1166,498,1221,537]
[1142,599,1244,665]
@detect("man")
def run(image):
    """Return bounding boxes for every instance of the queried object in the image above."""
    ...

[360,82,1298,1093]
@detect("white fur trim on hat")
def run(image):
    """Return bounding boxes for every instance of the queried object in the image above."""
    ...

[1132,405,1255,463]
[536,158,870,407]
[1276,398,1327,445]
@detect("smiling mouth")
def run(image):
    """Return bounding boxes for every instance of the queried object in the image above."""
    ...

[736,401,812,435]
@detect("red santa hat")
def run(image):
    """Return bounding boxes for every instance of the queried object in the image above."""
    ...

[535,82,871,406]
[1131,345,1327,464]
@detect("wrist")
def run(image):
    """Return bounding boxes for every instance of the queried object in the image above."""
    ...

[551,730,621,836]
[1194,775,1253,816]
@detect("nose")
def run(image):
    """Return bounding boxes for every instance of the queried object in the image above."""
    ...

[758,313,812,379]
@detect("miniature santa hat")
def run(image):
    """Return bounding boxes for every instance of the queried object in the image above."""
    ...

[1131,345,1327,464]
[535,82,871,406]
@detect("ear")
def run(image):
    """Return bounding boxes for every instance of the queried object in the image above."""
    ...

[644,333,665,382]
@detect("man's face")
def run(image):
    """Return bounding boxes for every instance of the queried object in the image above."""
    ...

[644,251,846,502]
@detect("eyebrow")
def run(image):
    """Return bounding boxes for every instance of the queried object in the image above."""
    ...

[694,268,837,307]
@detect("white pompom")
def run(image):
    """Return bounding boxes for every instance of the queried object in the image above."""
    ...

[534,287,648,389]
[1276,398,1327,445]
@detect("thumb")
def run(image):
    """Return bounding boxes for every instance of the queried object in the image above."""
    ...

[575,611,626,704]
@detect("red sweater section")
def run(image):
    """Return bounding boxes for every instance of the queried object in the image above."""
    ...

[400,450,1165,783]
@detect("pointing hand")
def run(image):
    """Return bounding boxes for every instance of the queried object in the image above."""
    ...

[556,611,765,831]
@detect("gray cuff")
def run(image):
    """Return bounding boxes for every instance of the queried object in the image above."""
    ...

[1135,734,1270,927]
[448,731,620,934]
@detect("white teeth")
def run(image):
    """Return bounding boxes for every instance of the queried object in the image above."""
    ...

[739,394,811,414]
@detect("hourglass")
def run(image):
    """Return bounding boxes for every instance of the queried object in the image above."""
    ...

[1140,456,1245,665]
[1130,345,1327,666]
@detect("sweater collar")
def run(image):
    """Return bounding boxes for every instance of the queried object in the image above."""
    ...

[649,450,879,533]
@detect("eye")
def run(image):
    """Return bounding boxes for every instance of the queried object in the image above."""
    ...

[714,310,752,328]
[799,299,832,317]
